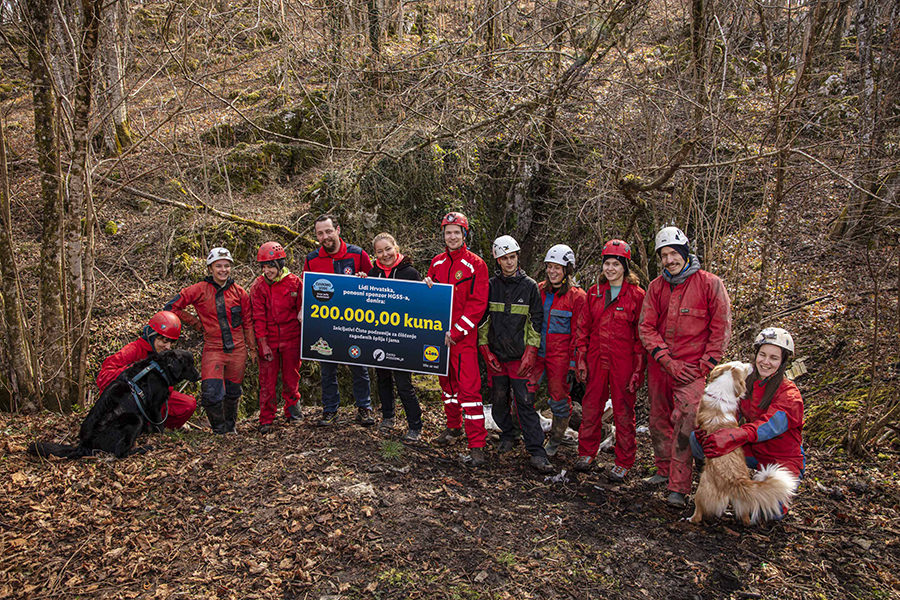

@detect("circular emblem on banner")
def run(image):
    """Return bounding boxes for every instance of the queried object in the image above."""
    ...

[349,345,361,359]
[343,266,354,275]
[373,349,385,362]
[312,279,335,302]
[454,270,462,280]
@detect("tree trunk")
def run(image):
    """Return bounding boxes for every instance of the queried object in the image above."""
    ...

[368,0,381,56]
[99,0,133,156]
[0,119,39,413]
[64,0,101,409]
[25,0,70,412]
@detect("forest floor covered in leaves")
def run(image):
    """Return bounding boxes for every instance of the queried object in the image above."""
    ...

[3,404,900,600]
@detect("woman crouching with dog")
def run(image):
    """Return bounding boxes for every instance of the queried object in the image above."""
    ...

[692,327,805,519]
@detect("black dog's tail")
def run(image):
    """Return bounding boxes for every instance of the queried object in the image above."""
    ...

[27,442,88,459]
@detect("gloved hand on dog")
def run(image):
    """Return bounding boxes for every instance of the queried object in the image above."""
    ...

[697,427,753,458]
[479,344,501,374]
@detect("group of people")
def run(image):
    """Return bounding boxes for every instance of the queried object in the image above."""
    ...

[96,212,805,516]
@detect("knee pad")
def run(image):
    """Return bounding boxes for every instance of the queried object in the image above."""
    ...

[224,380,243,400]
[201,380,225,407]
[548,397,571,418]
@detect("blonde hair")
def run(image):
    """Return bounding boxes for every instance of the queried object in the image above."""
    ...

[373,232,399,252]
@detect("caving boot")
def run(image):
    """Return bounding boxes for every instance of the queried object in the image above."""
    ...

[433,427,463,446]
[543,415,569,458]
[223,395,239,433]
[463,447,486,468]
[643,474,669,486]
[204,402,228,435]
[286,404,303,423]
[497,438,516,453]
[667,492,687,508]
[530,455,554,474]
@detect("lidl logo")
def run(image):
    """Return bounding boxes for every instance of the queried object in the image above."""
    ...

[349,345,361,359]
[423,345,440,363]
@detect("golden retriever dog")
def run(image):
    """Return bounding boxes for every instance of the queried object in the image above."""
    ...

[690,362,798,525]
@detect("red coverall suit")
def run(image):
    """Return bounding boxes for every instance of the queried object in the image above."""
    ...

[428,244,490,449]
[165,278,256,415]
[528,281,586,418]
[96,337,197,429]
[250,269,303,426]
[576,281,646,469]
[639,269,731,495]
[739,379,805,477]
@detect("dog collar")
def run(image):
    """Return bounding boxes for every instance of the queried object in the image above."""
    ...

[131,360,173,388]
[127,360,172,426]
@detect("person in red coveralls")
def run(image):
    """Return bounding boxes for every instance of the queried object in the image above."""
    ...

[423,212,489,467]
[96,311,196,429]
[165,247,257,434]
[692,327,804,520]
[250,241,304,434]
[574,240,646,482]
[528,244,586,458]
[638,227,731,507]
[303,215,376,427]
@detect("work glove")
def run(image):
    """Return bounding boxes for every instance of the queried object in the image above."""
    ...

[517,346,538,378]
[248,347,258,365]
[259,338,274,362]
[697,427,752,459]
[576,355,588,384]
[678,363,703,385]
[479,345,501,374]
[699,358,716,377]
[627,354,647,393]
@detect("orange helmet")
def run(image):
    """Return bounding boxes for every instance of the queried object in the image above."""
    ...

[148,311,182,340]
[257,241,286,263]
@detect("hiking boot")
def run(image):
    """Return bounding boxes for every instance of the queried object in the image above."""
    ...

[222,395,239,433]
[356,407,376,426]
[608,465,628,483]
[497,438,516,453]
[667,491,687,508]
[204,403,228,435]
[573,455,594,472]
[463,447,486,468]
[286,404,303,423]
[433,427,463,446]
[258,423,273,435]
[644,474,669,486]
[317,411,338,427]
[379,417,395,431]
[544,415,569,457]
[530,455,554,474]
[402,429,421,442]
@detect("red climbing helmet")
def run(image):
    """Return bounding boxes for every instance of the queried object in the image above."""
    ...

[602,239,632,260]
[148,311,182,340]
[257,241,286,263]
[441,212,470,236]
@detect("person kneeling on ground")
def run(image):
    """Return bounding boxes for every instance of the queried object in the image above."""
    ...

[96,311,197,430]
[691,327,805,520]
[250,242,304,435]
[165,247,257,434]
[368,233,424,442]
[478,235,553,474]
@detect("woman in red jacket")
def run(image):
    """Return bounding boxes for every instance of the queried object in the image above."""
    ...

[574,240,646,482]
[165,247,257,434]
[250,242,304,434]
[694,327,804,518]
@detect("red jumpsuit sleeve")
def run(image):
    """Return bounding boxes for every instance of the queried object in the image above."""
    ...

[631,286,647,356]
[740,383,803,443]
[701,275,732,368]
[249,279,269,342]
[359,250,373,274]
[164,284,202,331]
[241,289,257,351]
[96,342,143,392]
[573,289,591,362]
[451,258,489,344]
[638,282,670,361]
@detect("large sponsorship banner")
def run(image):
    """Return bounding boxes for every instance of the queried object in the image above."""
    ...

[300,273,453,376]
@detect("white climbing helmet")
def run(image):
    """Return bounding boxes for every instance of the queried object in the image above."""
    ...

[544,244,576,269]
[206,247,234,265]
[654,226,689,253]
[754,327,795,354]
[492,235,521,259]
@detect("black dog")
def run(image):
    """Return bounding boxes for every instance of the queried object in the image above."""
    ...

[28,349,201,459]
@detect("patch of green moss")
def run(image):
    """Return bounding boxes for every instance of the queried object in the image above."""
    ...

[103,221,119,235]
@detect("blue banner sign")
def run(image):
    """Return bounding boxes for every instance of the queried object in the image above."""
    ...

[301,273,453,376]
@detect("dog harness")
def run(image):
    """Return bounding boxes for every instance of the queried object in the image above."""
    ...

[127,361,173,426]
